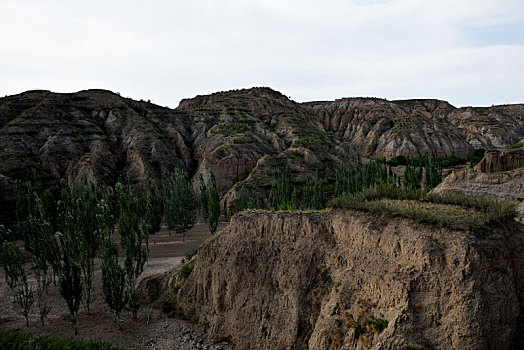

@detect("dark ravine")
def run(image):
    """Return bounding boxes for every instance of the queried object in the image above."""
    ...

[150,210,524,350]
[1,87,523,223]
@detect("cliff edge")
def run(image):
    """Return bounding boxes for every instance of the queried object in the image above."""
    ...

[150,210,524,349]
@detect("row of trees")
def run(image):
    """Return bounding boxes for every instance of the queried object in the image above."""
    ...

[238,156,444,211]
[269,167,325,211]
[0,169,221,334]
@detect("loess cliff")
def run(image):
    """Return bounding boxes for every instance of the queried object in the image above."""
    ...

[152,210,524,349]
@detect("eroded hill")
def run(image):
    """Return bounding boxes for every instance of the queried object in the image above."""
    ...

[1,87,523,222]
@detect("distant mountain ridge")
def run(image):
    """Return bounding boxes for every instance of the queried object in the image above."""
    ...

[1,87,523,222]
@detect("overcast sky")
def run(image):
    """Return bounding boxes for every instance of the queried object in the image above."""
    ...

[1,0,523,107]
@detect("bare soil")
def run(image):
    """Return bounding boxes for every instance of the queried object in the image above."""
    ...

[0,222,231,350]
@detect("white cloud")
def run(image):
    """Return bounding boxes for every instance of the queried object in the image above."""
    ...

[0,0,522,107]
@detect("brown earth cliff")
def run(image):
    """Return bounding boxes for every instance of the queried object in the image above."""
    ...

[148,210,524,349]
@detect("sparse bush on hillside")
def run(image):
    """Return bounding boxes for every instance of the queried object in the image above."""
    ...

[0,329,120,349]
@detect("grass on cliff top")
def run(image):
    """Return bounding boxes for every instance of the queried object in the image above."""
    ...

[330,185,516,230]
[236,208,332,216]
[0,329,121,350]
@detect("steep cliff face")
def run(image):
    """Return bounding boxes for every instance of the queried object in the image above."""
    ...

[474,147,524,173]
[167,210,524,349]
[304,98,474,159]
[446,105,524,149]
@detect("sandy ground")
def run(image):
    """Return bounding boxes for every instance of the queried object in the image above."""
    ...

[0,222,231,350]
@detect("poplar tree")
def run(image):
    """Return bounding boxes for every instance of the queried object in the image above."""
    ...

[270,166,294,210]
[143,172,162,237]
[207,171,220,235]
[0,240,24,298]
[163,169,198,241]
[116,182,149,320]
[199,173,209,221]
[101,237,128,328]
[14,268,33,327]
[312,169,325,210]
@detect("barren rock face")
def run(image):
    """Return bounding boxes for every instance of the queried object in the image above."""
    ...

[172,210,524,349]
[433,149,524,222]
[474,148,524,173]
[304,98,474,159]
[446,105,524,149]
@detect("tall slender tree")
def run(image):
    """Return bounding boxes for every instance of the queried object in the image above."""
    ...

[207,171,220,235]
[163,169,198,241]
[143,172,162,237]
[101,237,128,328]
[199,173,209,222]
[116,182,149,319]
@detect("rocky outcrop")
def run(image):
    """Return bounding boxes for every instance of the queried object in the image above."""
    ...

[446,105,524,149]
[474,147,524,173]
[433,148,524,223]
[433,168,524,203]
[305,98,475,159]
[153,210,524,349]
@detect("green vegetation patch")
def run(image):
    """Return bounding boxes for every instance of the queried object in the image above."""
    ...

[217,122,252,135]
[330,185,516,230]
[386,149,486,168]
[0,329,121,350]
[508,141,524,149]
[293,128,329,147]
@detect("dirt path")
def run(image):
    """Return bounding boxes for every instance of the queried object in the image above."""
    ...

[0,222,231,350]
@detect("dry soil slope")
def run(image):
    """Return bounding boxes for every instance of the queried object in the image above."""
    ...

[171,210,524,350]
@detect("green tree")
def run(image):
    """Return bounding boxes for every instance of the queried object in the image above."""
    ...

[311,169,325,210]
[59,177,108,315]
[270,166,295,210]
[143,172,162,237]
[163,169,198,241]
[0,241,24,298]
[33,258,52,326]
[207,172,220,235]
[423,155,443,190]
[116,182,149,320]
[236,186,256,211]
[56,243,83,335]
[101,238,128,328]
[14,269,34,327]
[199,173,209,221]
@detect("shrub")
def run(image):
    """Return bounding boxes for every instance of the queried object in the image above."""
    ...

[0,329,120,349]
[184,246,199,261]
[179,263,194,279]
